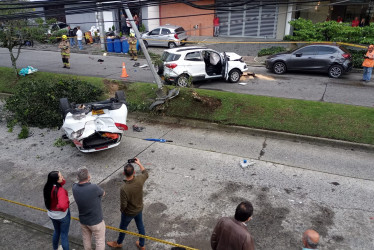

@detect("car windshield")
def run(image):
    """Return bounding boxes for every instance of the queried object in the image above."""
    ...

[161,52,181,62]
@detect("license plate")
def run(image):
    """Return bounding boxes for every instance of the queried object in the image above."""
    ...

[92,109,104,115]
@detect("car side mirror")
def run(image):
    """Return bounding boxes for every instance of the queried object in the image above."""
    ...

[295,53,302,57]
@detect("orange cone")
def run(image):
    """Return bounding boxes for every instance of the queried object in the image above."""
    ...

[121,62,129,78]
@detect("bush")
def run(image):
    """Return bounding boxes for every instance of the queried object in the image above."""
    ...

[258,46,287,57]
[287,18,374,45]
[5,78,103,128]
[348,49,366,68]
[18,125,29,139]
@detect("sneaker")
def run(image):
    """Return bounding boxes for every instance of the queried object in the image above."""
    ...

[130,58,134,61]
[63,65,66,68]
[135,240,145,250]
[107,241,123,248]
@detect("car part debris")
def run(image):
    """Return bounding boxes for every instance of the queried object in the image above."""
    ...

[144,138,173,143]
[133,125,145,132]
[149,88,180,110]
[98,59,104,62]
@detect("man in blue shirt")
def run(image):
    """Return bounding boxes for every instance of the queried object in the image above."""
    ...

[302,229,319,250]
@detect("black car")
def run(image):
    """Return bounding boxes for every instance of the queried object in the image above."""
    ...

[265,44,352,78]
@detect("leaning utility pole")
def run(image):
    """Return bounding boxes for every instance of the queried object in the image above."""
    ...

[123,6,164,92]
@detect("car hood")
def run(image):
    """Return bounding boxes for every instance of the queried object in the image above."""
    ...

[225,52,242,61]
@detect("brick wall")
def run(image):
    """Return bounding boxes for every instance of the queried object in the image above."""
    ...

[160,0,214,36]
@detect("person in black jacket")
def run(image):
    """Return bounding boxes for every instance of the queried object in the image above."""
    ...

[67,25,76,48]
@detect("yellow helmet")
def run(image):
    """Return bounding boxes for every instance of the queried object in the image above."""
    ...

[130,33,135,37]
[62,35,67,40]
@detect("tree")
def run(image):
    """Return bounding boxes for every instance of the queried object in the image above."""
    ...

[0,1,49,76]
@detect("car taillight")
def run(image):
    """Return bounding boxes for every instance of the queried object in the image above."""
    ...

[115,123,128,131]
[342,53,351,59]
[165,63,178,69]
[174,33,179,39]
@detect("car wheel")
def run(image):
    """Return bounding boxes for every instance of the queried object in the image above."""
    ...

[59,98,70,116]
[273,61,287,74]
[115,90,126,102]
[143,40,148,49]
[176,74,190,87]
[328,65,343,78]
[154,62,164,75]
[168,42,177,48]
[228,69,241,83]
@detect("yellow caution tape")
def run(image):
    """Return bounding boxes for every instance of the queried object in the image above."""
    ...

[0,197,198,250]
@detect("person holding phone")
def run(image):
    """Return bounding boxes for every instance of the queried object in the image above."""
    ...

[362,45,374,81]
[107,158,148,250]
[43,171,71,250]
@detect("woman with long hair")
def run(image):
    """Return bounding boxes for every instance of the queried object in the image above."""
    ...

[43,171,71,250]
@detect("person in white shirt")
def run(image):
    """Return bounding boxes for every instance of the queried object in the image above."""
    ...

[76,26,83,50]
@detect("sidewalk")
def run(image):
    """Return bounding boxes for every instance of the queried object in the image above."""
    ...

[0,211,83,250]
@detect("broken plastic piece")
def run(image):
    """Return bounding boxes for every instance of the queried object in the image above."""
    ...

[132,125,145,132]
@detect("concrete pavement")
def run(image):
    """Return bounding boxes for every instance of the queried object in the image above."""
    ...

[0,111,373,249]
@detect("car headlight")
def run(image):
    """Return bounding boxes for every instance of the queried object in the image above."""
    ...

[71,128,85,139]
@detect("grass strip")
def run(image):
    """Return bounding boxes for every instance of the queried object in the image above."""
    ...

[1,67,373,145]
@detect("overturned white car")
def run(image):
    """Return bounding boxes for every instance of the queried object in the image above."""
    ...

[59,91,128,153]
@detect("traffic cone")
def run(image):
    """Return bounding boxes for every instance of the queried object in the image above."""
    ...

[121,62,129,78]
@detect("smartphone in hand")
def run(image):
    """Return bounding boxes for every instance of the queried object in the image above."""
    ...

[128,158,136,163]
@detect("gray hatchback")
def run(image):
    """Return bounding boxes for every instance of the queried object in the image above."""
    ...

[141,24,188,48]
[265,44,352,78]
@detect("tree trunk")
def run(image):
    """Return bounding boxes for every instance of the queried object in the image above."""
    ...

[9,44,22,78]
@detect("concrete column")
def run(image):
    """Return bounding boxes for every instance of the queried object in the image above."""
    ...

[285,4,293,36]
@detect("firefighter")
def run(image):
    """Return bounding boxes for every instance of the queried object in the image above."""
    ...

[128,33,137,61]
[58,35,70,69]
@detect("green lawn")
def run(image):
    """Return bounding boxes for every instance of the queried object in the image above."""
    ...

[1,67,374,145]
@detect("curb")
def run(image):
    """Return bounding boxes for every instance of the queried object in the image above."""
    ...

[128,112,374,152]
[0,211,84,248]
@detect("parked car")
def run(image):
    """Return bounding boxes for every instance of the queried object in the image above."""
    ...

[47,22,68,35]
[156,46,248,86]
[141,24,188,48]
[265,44,352,78]
[59,91,128,153]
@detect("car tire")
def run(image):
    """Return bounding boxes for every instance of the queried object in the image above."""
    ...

[273,61,287,74]
[168,42,177,48]
[143,40,148,49]
[59,98,70,116]
[328,65,343,78]
[228,69,241,83]
[154,62,164,75]
[115,90,126,102]
[176,74,190,87]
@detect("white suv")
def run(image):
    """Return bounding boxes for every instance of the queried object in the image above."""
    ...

[158,47,248,86]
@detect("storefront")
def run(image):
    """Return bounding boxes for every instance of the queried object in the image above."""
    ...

[296,0,374,24]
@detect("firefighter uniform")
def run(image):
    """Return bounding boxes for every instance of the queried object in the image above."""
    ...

[128,34,137,61]
[58,35,71,68]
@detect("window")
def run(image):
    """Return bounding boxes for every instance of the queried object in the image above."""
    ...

[150,29,160,35]
[161,52,181,62]
[295,47,316,56]
[161,29,171,35]
[185,51,202,61]
[317,46,337,55]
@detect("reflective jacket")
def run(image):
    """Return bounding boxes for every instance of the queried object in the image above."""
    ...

[362,50,374,68]
[58,40,70,55]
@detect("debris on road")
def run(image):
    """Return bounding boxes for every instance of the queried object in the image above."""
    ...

[132,125,145,132]
[139,64,148,68]
[19,66,38,76]
[98,59,104,62]
[144,138,173,143]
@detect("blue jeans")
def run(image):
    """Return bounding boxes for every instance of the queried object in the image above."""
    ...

[69,38,75,47]
[50,209,71,250]
[363,67,373,81]
[78,40,83,50]
[117,211,145,247]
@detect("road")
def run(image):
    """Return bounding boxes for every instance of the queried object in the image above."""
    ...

[0,111,373,249]
[1,48,374,107]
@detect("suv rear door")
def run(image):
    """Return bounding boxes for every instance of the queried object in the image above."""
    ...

[184,51,205,79]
